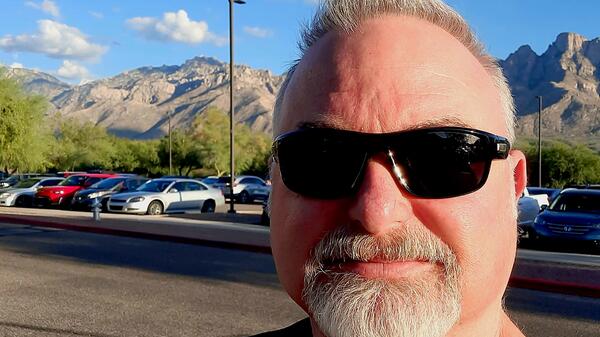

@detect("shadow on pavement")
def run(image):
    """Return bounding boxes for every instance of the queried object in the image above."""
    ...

[0,223,281,289]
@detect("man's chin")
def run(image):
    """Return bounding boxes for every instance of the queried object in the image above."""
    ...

[303,271,461,337]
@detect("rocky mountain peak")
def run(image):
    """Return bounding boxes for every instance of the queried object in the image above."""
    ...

[553,32,587,53]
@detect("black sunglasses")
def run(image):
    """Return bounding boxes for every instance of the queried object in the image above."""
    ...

[272,127,510,199]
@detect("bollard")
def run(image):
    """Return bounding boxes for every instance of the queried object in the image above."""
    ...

[92,197,101,221]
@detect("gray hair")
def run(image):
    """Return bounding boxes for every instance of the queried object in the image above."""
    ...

[273,0,515,142]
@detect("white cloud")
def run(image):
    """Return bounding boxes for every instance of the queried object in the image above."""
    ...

[9,62,24,68]
[56,60,91,82]
[243,26,273,39]
[126,10,226,46]
[25,0,60,18]
[0,20,108,61]
[89,11,104,19]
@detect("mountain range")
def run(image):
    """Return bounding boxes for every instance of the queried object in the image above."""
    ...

[3,32,600,142]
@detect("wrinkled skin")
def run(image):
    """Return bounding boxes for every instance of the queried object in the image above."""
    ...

[270,15,527,337]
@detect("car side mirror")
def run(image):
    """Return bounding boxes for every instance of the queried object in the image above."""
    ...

[539,205,547,212]
[169,188,179,193]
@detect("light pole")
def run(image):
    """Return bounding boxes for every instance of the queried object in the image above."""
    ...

[228,0,245,214]
[536,96,542,187]
[168,110,172,176]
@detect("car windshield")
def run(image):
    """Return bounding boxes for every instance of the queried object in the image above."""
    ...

[138,180,172,192]
[59,175,86,186]
[90,178,123,189]
[549,193,600,214]
[3,176,19,184]
[14,179,40,188]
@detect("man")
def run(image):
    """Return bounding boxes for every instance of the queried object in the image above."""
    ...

[258,0,527,336]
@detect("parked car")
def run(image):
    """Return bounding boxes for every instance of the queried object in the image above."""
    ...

[526,187,561,203]
[517,187,550,239]
[107,178,224,215]
[213,175,271,203]
[532,188,600,246]
[71,176,149,211]
[33,173,117,208]
[201,176,220,186]
[0,173,51,189]
[0,177,64,207]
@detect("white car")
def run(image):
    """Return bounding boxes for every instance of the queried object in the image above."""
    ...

[517,187,550,239]
[107,178,224,215]
[213,175,271,203]
[0,177,64,207]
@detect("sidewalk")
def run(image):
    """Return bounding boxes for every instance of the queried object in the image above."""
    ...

[0,207,598,297]
[0,207,271,253]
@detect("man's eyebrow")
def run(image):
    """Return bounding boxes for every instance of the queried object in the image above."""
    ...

[296,117,473,131]
[406,117,474,130]
[296,121,342,129]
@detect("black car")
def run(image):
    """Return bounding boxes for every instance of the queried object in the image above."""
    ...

[71,176,148,211]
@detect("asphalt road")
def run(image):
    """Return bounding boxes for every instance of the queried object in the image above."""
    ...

[0,223,598,337]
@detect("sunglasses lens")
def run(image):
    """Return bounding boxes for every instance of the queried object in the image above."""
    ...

[392,131,492,198]
[276,132,367,199]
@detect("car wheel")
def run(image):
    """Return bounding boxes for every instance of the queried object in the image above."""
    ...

[238,191,250,204]
[101,198,109,212]
[201,200,216,213]
[15,196,27,208]
[146,201,164,215]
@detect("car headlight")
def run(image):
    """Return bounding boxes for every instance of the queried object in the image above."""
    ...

[129,196,145,203]
[88,192,101,199]
[0,192,11,198]
[53,190,64,195]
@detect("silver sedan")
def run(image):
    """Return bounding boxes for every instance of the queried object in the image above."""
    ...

[0,177,64,207]
[107,178,224,215]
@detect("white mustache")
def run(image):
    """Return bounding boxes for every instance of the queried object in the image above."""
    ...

[309,225,457,268]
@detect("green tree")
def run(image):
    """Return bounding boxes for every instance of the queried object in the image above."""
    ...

[48,118,117,171]
[158,130,203,176]
[192,106,271,176]
[515,138,600,188]
[0,72,51,173]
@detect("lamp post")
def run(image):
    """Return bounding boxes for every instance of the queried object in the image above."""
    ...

[228,0,245,214]
[168,110,172,176]
[536,96,542,187]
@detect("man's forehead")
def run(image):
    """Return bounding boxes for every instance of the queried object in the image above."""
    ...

[277,15,506,137]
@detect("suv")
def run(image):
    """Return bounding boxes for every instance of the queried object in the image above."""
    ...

[34,173,118,208]
[533,188,600,247]
[213,175,271,203]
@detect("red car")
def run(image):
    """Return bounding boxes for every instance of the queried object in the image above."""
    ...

[33,173,117,208]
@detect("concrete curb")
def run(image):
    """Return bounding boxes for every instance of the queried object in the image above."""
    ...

[0,214,272,254]
[0,214,598,298]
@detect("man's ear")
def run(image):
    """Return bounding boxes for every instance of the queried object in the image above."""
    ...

[509,150,527,199]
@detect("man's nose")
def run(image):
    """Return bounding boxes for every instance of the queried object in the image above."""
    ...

[347,156,414,235]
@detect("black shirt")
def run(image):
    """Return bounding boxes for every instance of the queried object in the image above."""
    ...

[250,318,312,337]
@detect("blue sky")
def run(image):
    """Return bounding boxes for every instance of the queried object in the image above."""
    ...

[1,0,599,83]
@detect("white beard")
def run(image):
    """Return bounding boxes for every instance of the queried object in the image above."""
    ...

[302,225,462,337]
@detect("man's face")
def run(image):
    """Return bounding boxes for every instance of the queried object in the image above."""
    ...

[270,15,525,337]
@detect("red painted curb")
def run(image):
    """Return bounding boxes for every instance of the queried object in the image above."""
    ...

[508,276,600,298]
[1,215,598,298]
